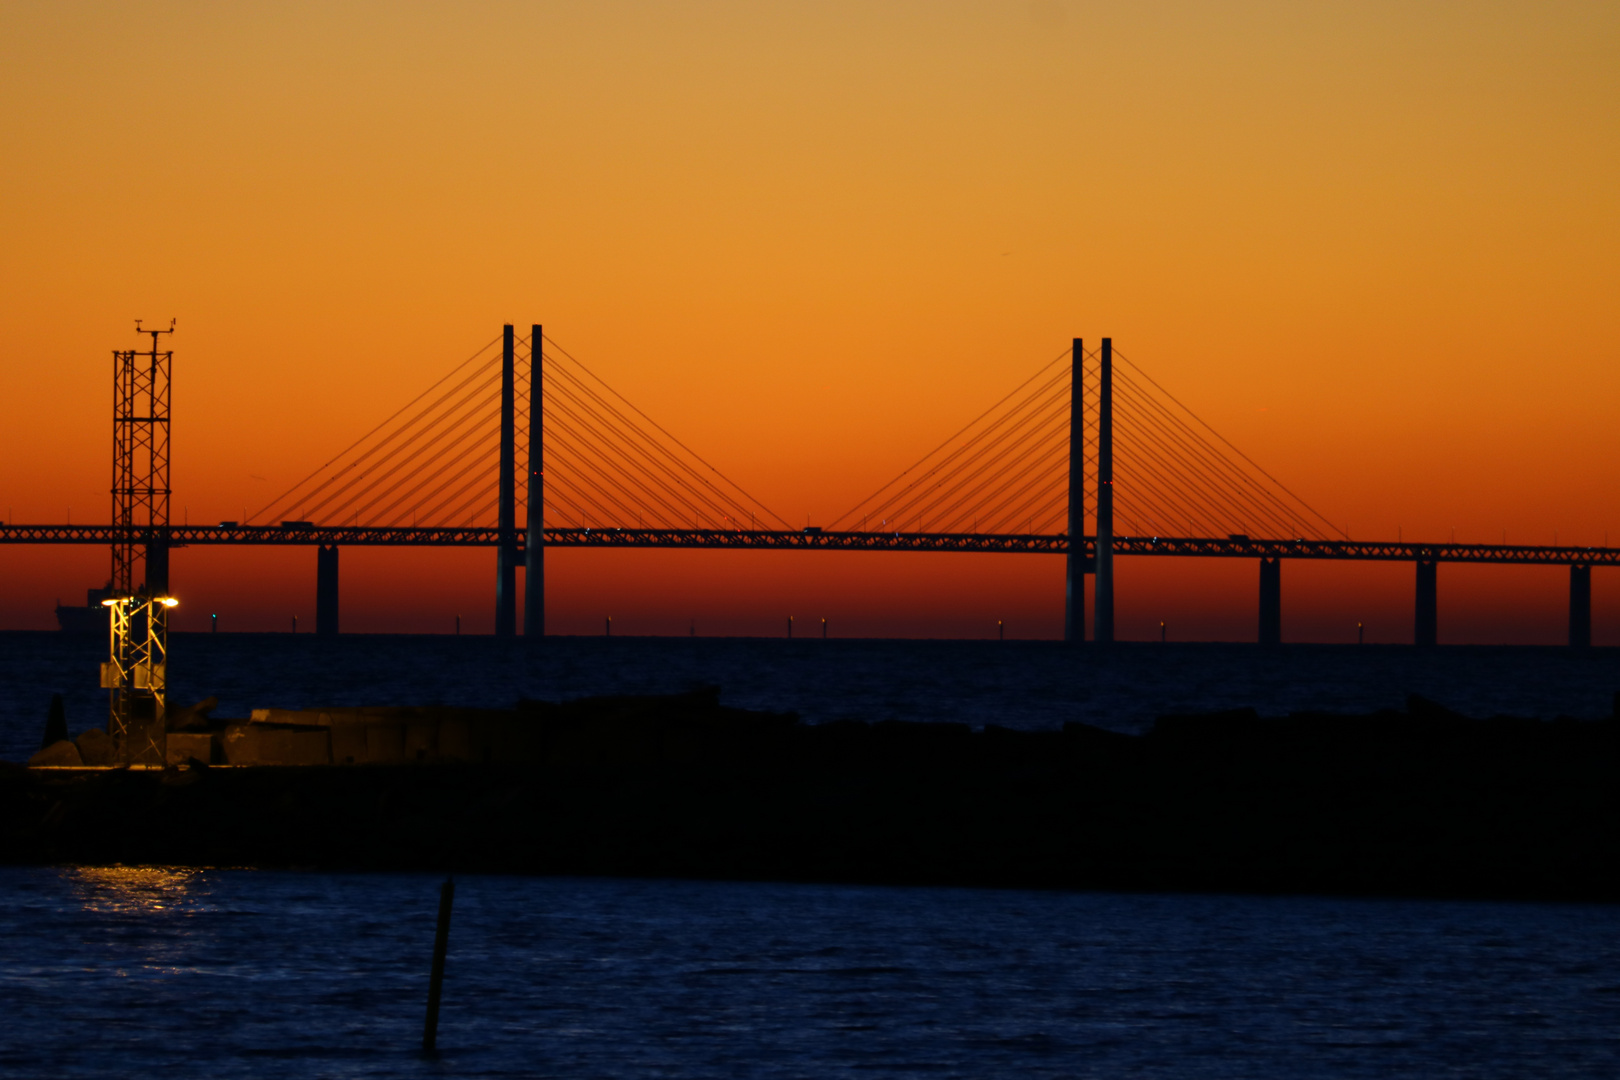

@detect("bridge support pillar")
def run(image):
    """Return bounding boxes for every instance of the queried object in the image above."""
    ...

[1064,338,1085,643]
[1258,557,1281,645]
[524,324,544,639]
[1094,337,1115,643]
[495,324,518,637]
[1414,559,1438,646]
[144,533,169,595]
[316,544,339,636]
[1570,564,1592,649]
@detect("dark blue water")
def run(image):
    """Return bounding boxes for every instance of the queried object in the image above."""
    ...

[4,632,1619,1076]
[2,631,1616,762]
[2,868,1619,1078]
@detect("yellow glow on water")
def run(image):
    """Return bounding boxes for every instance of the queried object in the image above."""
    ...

[67,867,205,916]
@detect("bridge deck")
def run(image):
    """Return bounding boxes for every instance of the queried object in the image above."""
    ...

[2,525,1615,566]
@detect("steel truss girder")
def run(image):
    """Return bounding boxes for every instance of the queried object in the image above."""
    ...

[110,344,170,593]
[103,595,168,765]
[3,524,1616,566]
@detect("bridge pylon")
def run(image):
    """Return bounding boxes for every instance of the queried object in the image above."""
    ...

[316,544,339,635]
[1094,337,1115,643]
[1064,338,1086,643]
[1414,558,1439,646]
[1570,564,1592,649]
[1259,557,1281,645]
[524,324,545,639]
[495,325,518,636]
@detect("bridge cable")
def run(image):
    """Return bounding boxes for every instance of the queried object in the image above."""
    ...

[250,336,501,524]
[830,346,1072,529]
[1111,388,1303,537]
[1112,375,1325,539]
[260,356,503,525]
[1113,350,1346,539]
[844,362,1072,531]
[543,360,770,528]
[541,335,789,529]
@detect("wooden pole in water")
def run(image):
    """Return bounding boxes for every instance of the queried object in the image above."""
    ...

[423,876,455,1055]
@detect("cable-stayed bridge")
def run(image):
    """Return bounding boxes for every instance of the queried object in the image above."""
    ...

[4,326,1612,646]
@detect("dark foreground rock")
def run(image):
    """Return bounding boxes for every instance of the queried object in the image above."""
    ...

[4,690,1619,902]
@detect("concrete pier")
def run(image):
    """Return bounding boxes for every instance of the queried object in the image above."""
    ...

[1570,564,1592,649]
[1258,557,1281,645]
[1415,558,1438,646]
[316,544,339,636]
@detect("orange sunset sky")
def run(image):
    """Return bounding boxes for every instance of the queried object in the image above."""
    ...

[2,1,1617,643]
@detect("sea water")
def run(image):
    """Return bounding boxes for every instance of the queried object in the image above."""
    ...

[1,868,1619,1078]
[2,632,1618,1077]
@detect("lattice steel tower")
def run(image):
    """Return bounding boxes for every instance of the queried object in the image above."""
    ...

[101,319,176,763]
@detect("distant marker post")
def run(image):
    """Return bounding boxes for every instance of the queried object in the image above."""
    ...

[422,875,455,1055]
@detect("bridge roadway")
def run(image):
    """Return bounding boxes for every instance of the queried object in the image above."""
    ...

[3,523,1615,566]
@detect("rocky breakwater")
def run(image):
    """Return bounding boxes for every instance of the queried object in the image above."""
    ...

[26,698,547,769]
[6,689,1620,902]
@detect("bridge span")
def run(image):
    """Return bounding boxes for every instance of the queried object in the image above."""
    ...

[6,524,1610,648]
[4,522,1616,567]
[7,326,1611,647]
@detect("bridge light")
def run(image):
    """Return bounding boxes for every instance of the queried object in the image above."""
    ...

[159,597,179,608]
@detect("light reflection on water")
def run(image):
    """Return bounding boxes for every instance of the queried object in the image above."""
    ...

[1,867,1618,1078]
[67,866,208,916]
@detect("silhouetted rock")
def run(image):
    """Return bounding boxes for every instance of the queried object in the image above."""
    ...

[165,732,214,766]
[167,696,219,732]
[74,729,116,767]
[1405,693,1466,724]
[3,692,1619,903]
[28,740,81,768]
[41,694,67,750]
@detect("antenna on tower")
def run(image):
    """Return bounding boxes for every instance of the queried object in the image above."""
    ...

[102,319,177,765]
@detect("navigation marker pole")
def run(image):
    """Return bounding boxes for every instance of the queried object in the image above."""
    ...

[422,876,455,1055]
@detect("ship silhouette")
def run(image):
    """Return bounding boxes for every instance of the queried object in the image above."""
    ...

[55,584,114,634]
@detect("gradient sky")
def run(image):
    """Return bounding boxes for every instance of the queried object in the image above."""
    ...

[2,1,1616,642]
